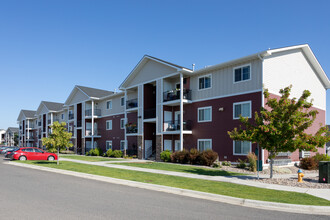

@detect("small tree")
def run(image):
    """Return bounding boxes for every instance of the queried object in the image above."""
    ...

[228,85,330,178]
[14,133,19,146]
[42,121,73,165]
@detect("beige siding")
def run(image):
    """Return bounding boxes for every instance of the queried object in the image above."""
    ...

[263,49,326,110]
[39,105,49,115]
[67,90,89,105]
[99,95,125,116]
[190,58,262,101]
[126,60,177,88]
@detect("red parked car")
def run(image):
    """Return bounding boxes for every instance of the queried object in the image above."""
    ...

[11,147,57,161]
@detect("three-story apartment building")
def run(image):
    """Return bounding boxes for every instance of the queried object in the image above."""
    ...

[5,127,19,146]
[15,44,329,165]
[17,110,37,147]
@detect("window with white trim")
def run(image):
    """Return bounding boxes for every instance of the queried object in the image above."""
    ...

[120,140,126,151]
[233,101,251,119]
[120,97,125,107]
[106,120,112,130]
[106,141,112,150]
[120,118,125,129]
[233,141,251,155]
[198,106,212,122]
[198,75,212,90]
[234,65,251,82]
[198,139,212,151]
[106,100,112,109]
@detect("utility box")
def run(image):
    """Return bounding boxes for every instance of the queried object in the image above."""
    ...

[319,161,330,183]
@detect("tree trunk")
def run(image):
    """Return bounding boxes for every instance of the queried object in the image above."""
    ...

[57,147,59,165]
[124,149,126,158]
[269,151,274,179]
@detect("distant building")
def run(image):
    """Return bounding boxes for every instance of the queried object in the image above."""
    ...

[0,129,6,144]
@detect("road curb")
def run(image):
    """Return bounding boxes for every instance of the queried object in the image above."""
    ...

[6,162,330,216]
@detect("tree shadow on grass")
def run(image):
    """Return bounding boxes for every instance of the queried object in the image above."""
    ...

[182,168,242,176]
[33,161,57,165]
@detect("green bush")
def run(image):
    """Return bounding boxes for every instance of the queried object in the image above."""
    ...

[313,153,330,164]
[222,161,231,166]
[237,159,247,169]
[160,150,171,162]
[106,149,113,157]
[212,161,222,168]
[189,148,201,165]
[199,150,218,166]
[300,157,318,170]
[86,148,103,156]
[247,152,257,172]
[111,150,123,158]
[171,150,190,164]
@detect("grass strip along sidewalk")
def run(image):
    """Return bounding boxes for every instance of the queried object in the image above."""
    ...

[61,155,128,162]
[112,162,245,177]
[15,161,330,206]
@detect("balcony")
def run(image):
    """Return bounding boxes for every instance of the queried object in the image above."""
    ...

[126,98,138,110]
[38,135,41,139]
[163,89,191,102]
[144,108,156,119]
[126,123,138,134]
[85,109,101,117]
[26,125,34,129]
[163,120,192,133]
[85,129,101,137]
[48,119,59,124]
[27,136,34,141]
[69,113,74,120]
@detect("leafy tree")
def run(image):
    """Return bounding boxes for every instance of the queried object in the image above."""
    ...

[228,85,330,178]
[14,133,19,146]
[42,121,73,165]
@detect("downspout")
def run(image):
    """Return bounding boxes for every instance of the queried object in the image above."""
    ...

[257,53,265,167]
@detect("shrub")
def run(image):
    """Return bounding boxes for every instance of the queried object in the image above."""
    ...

[106,149,113,157]
[313,153,330,164]
[111,150,123,158]
[189,148,201,165]
[160,150,171,162]
[237,159,247,169]
[247,152,257,172]
[199,150,218,166]
[300,157,318,170]
[171,150,190,164]
[212,161,222,168]
[222,161,231,166]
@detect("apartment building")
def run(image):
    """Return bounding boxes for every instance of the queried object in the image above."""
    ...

[5,127,19,146]
[118,44,329,165]
[15,44,329,165]
[17,110,37,147]
[35,101,66,148]
[0,129,5,144]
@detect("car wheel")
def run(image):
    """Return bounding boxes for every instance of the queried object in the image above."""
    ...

[48,156,55,161]
[19,156,27,161]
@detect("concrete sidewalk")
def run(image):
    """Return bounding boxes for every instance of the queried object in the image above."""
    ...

[60,158,330,201]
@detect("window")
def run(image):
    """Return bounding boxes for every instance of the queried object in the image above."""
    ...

[106,120,112,130]
[198,106,212,122]
[61,114,64,120]
[233,101,251,119]
[233,141,251,155]
[106,100,112,109]
[198,139,212,151]
[120,118,125,129]
[234,65,251,82]
[106,141,112,150]
[34,148,43,153]
[198,75,211,90]
[121,97,125,106]
[120,140,126,151]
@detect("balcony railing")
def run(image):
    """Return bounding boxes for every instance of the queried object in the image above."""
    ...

[69,113,74,120]
[26,125,34,129]
[48,119,59,124]
[144,108,156,119]
[126,123,138,134]
[126,98,138,109]
[163,89,191,102]
[163,120,192,131]
[85,109,101,117]
[85,129,100,136]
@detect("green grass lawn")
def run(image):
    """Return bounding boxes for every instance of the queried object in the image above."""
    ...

[60,155,128,162]
[15,160,330,206]
[113,162,245,176]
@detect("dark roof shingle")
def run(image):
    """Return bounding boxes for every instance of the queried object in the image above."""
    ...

[76,85,113,98]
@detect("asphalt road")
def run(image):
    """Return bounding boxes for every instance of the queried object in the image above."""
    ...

[0,156,327,220]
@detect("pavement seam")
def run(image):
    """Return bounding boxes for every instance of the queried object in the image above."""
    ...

[6,161,330,216]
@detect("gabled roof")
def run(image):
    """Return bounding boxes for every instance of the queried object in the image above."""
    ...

[192,44,330,89]
[65,85,113,106]
[17,110,36,121]
[76,85,114,98]
[120,55,192,89]
[36,101,64,116]
[7,127,19,133]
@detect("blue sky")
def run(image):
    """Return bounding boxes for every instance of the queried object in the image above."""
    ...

[0,0,330,129]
